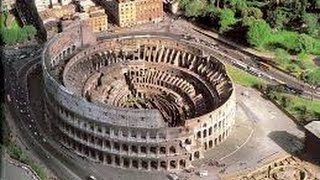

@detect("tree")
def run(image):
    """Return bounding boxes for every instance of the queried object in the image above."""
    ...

[309,0,320,10]
[246,20,272,47]
[307,68,320,86]
[274,48,291,68]
[297,34,315,53]
[225,0,247,10]
[302,13,319,37]
[205,3,220,18]
[23,25,37,39]
[271,31,300,53]
[267,7,289,30]
[2,29,17,45]
[218,8,237,32]
[280,96,291,108]
[182,0,208,17]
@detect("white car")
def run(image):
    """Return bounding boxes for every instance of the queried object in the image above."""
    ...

[87,175,97,180]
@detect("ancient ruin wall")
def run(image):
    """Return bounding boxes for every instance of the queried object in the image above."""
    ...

[42,24,236,171]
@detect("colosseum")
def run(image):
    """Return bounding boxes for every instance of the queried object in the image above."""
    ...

[42,22,236,171]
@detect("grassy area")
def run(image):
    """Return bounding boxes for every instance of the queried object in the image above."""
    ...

[267,90,320,124]
[224,64,320,124]
[7,143,47,180]
[284,94,320,114]
[271,50,320,84]
[1,104,47,180]
[225,64,265,87]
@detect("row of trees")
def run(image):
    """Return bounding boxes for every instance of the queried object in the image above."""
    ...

[179,0,320,55]
[179,0,320,85]
[0,13,37,46]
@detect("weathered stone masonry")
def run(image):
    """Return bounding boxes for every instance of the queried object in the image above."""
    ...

[42,23,236,171]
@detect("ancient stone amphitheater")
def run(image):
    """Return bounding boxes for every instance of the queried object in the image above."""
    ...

[42,22,236,171]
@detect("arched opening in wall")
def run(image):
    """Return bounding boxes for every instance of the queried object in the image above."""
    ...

[72,45,76,51]
[63,50,67,58]
[197,131,201,139]
[122,130,128,137]
[141,132,146,139]
[90,149,95,159]
[114,129,119,136]
[76,130,80,139]
[99,152,103,161]
[194,151,200,159]
[123,144,129,152]
[132,145,138,153]
[98,138,103,147]
[72,140,76,149]
[90,135,94,144]
[150,132,157,139]
[170,160,177,169]
[150,146,156,154]
[203,129,207,138]
[85,148,89,156]
[209,140,213,148]
[151,161,158,170]
[106,155,112,164]
[131,131,137,138]
[67,48,71,55]
[105,127,110,135]
[219,135,222,142]
[189,154,192,161]
[185,139,192,145]
[123,158,130,168]
[114,142,120,151]
[160,161,167,170]
[115,156,120,166]
[67,139,71,147]
[204,142,208,150]
[105,140,111,149]
[179,159,186,168]
[140,146,147,154]
[160,147,166,154]
[78,144,82,153]
[214,138,218,145]
[132,160,138,169]
[209,127,212,136]
[169,146,176,154]
[97,127,102,133]
[142,161,148,170]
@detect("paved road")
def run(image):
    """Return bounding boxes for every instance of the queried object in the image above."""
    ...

[2,159,38,180]
[4,50,83,180]
[170,20,320,99]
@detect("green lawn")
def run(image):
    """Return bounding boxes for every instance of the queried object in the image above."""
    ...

[284,94,320,114]
[272,50,320,84]
[269,91,320,124]
[225,64,265,87]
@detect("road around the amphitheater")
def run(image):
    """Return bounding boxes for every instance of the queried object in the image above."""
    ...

[2,16,318,180]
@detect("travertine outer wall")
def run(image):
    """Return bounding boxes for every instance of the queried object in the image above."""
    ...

[42,23,236,172]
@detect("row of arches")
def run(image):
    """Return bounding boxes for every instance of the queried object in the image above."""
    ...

[60,133,188,171]
[51,45,76,67]
[53,101,168,142]
[58,120,180,157]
